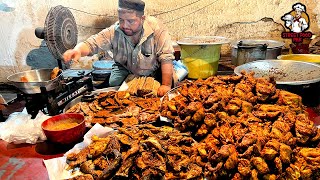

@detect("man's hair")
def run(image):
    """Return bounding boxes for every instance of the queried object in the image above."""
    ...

[118,0,145,17]
[118,8,144,17]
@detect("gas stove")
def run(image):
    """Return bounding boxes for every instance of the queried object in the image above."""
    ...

[23,69,93,118]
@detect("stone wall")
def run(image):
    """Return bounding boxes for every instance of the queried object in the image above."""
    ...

[0,0,319,82]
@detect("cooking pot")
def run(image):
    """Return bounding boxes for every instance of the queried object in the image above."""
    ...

[231,39,284,65]
[7,68,62,94]
[234,60,320,107]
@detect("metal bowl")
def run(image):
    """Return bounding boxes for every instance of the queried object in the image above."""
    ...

[7,68,61,94]
[234,60,320,85]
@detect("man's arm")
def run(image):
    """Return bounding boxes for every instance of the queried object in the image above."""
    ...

[63,26,114,63]
[63,42,91,63]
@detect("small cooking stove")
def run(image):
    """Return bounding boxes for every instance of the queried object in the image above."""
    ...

[23,69,93,118]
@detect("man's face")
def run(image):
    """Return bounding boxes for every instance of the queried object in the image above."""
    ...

[118,11,144,36]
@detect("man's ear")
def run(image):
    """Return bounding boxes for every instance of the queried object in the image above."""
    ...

[141,15,146,21]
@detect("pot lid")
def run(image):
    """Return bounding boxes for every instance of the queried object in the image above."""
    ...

[93,60,115,70]
[231,39,284,49]
[177,36,230,45]
[234,60,320,85]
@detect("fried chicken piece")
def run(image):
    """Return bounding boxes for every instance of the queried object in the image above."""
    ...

[232,123,248,142]
[179,163,202,179]
[210,144,236,162]
[238,158,251,176]
[241,100,253,113]
[277,90,303,109]
[274,157,282,173]
[136,152,166,173]
[279,143,292,164]
[225,152,239,170]
[262,174,277,180]
[66,148,90,169]
[239,146,254,159]
[295,114,317,137]
[261,147,278,160]
[195,124,209,137]
[79,160,103,179]
[120,117,139,127]
[238,132,257,148]
[50,67,61,80]
[251,169,259,180]
[225,98,242,115]
[285,164,301,179]
[251,157,269,174]
[204,113,217,128]
[192,105,205,123]
[219,123,234,144]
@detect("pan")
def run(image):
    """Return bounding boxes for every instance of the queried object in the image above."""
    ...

[7,68,62,94]
[234,60,320,106]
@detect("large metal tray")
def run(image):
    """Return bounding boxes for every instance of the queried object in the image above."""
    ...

[234,60,320,85]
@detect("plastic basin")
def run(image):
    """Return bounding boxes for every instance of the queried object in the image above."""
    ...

[41,113,86,144]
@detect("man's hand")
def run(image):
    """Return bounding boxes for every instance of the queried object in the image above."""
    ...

[157,85,171,97]
[63,49,81,64]
[63,42,91,64]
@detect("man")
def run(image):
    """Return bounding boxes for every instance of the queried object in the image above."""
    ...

[63,0,175,96]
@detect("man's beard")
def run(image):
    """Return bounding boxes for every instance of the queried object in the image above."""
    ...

[122,26,143,36]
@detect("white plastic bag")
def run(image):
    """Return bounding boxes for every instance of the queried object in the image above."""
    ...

[173,60,188,82]
[0,109,49,144]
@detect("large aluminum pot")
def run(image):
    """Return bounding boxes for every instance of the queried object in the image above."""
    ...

[231,39,284,65]
[234,60,320,106]
[7,68,61,94]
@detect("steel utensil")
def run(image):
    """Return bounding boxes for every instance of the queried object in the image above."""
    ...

[7,68,62,94]
[234,60,320,85]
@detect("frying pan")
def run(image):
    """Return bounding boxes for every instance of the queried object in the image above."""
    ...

[234,60,320,85]
[7,68,62,94]
[234,60,320,106]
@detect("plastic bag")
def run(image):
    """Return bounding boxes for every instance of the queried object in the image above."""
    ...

[173,60,188,82]
[0,109,49,144]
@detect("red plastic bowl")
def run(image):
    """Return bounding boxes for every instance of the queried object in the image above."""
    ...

[41,113,86,144]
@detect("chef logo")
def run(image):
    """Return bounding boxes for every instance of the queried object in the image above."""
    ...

[281,3,312,43]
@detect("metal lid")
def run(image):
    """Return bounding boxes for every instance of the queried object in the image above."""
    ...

[231,39,284,49]
[234,60,320,85]
[177,36,230,45]
[93,60,115,70]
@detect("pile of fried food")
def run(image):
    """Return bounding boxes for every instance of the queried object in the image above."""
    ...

[66,91,160,128]
[66,124,202,180]
[64,71,320,179]
[160,71,320,179]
